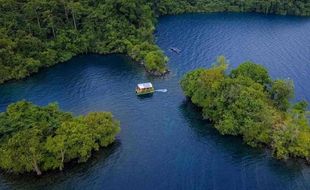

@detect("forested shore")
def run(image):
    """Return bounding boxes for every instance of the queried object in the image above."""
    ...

[181,56,310,162]
[0,101,120,175]
[1,0,310,84]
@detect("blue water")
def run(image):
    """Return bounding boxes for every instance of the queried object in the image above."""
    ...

[0,13,310,190]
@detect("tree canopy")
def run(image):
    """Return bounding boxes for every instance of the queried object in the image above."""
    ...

[181,56,310,161]
[0,0,309,83]
[157,0,310,15]
[0,101,120,175]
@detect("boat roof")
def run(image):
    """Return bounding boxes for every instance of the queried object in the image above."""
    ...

[137,82,153,89]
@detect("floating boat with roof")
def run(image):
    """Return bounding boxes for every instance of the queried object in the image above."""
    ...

[136,82,155,95]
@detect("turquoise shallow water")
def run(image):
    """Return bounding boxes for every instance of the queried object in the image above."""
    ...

[0,13,310,190]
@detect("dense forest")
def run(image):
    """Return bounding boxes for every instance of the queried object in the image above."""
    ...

[156,0,310,15]
[0,101,120,175]
[0,0,310,84]
[181,56,310,161]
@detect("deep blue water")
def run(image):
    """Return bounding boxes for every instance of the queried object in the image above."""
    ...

[0,13,310,190]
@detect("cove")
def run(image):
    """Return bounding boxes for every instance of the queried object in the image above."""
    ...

[0,13,310,190]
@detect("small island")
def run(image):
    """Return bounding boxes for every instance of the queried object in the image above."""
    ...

[0,101,120,175]
[181,56,310,161]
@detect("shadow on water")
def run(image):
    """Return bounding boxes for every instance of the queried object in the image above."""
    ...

[0,140,121,190]
[179,100,265,158]
[136,93,154,100]
[179,100,307,178]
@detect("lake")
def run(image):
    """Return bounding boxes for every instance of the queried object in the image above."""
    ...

[0,13,310,190]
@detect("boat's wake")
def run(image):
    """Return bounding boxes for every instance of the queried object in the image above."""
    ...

[155,89,168,93]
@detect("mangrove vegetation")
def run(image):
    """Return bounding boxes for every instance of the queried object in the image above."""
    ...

[0,101,120,175]
[181,56,310,161]
[1,0,310,83]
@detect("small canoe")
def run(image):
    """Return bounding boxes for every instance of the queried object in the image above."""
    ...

[170,47,181,54]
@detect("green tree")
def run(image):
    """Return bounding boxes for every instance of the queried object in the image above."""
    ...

[0,127,44,175]
[144,50,168,73]
[270,79,294,111]
[231,61,271,85]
